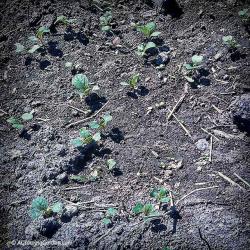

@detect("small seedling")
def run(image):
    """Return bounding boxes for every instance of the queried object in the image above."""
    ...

[120,73,140,90]
[55,15,76,26]
[100,11,112,32]
[136,42,156,57]
[89,113,112,130]
[183,55,203,83]
[106,159,117,171]
[222,36,239,49]
[136,22,161,38]
[71,127,101,147]
[29,197,63,220]
[36,26,50,41]
[150,187,170,205]
[238,9,249,23]
[132,203,159,219]
[72,74,99,97]
[7,112,33,130]
[102,207,118,225]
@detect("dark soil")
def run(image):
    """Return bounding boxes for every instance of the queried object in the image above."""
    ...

[0,0,250,249]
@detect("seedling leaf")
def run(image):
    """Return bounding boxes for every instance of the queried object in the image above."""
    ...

[71,138,84,147]
[132,203,144,214]
[102,218,111,225]
[51,202,63,213]
[89,120,100,129]
[93,132,101,142]
[21,113,33,121]
[106,159,116,170]
[192,55,203,65]
[107,208,118,217]
[15,43,25,53]
[145,42,156,51]
[28,44,41,53]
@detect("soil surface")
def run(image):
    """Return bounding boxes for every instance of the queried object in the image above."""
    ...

[0,0,250,249]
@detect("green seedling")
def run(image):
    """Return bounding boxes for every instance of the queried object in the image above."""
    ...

[136,42,156,57]
[222,36,239,49]
[72,74,99,97]
[106,159,117,171]
[29,197,63,220]
[36,26,50,40]
[150,187,170,205]
[238,9,249,23]
[70,169,101,183]
[7,112,33,130]
[136,22,161,38]
[71,127,101,147]
[120,73,140,90]
[183,55,203,83]
[132,203,159,219]
[100,11,112,32]
[55,15,76,26]
[102,207,118,225]
[89,113,112,130]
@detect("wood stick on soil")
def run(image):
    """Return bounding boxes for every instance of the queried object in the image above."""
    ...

[217,171,245,190]
[66,101,109,128]
[176,186,219,205]
[209,136,213,162]
[233,173,250,188]
[68,105,89,114]
[167,83,188,120]
[201,127,220,141]
[168,109,192,138]
[93,228,113,245]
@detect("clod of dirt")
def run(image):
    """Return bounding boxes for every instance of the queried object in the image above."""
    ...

[231,94,250,135]
[195,138,209,151]
[25,217,60,239]
[61,205,79,222]
[56,172,68,184]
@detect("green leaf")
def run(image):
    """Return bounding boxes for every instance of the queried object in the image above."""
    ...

[28,36,39,43]
[101,25,111,32]
[222,35,233,43]
[192,55,203,65]
[79,128,91,138]
[143,204,154,216]
[30,207,43,220]
[12,123,24,130]
[71,138,84,147]
[106,159,116,170]
[72,74,89,90]
[162,247,171,250]
[184,76,195,83]
[15,43,25,53]
[102,114,112,124]
[183,63,194,70]
[161,197,170,203]
[150,188,159,198]
[93,132,101,142]
[7,117,19,125]
[36,26,50,39]
[102,218,111,225]
[146,22,156,33]
[55,15,68,25]
[132,203,144,215]
[28,44,41,53]
[21,113,33,121]
[107,208,118,217]
[51,202,63,213]
[238,9,248,17]
[31,197,48,212]
[89,120,100,129]
[70,175,88,183]
[150,31,161,37]
[145,42,156,52]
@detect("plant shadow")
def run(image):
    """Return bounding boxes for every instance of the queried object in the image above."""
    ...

[48,41,63,57]
[64,27,89,45]
[108,128,124,143]
[85,93,107,113]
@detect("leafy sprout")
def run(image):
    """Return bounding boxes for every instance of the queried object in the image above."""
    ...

[89,113,112,130]
[71,127,101,147]
[132,203,159,219]
[238,9,249,22]
[106,159,117,171]
[222,36,239,49]
[29,197,63,220]
[55,15,76,26]
[136,22,161,38]
[7,113,33,130]
[136,42,156,57]
[120,73,140,90]
[150,187,170,204]
[36,26,50,40]
[100,11,112,32]
[102,207,118,225]
[72,74,99,97]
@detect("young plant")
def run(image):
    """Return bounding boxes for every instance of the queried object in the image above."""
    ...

[7,112,33,130]
[100,11,112,32]
[89,113,112,130]
[29,197,63,220]
[71,127,101,147]
[72,74,99,97]
[222,36,239,49]
[102,207,118,225]
[183,55,203,83]
[54,15,76,26]
[150,187,170,205]
[36,26,50,41]
[238,9,249,23]
[106,159,117,171]
[132,203,159,219]
[120,73,140,90]
[136,42,156,57]
[136,22,161,38]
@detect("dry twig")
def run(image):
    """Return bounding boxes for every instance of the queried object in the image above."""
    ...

[217,171,245,190]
